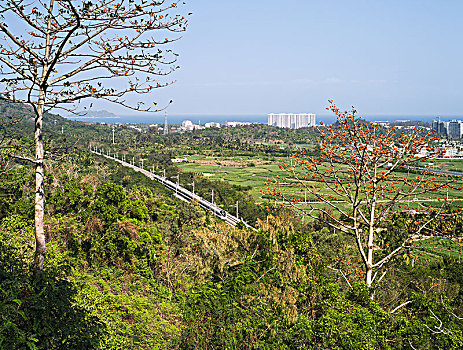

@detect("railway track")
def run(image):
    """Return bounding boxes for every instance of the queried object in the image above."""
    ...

[91,150,255,230]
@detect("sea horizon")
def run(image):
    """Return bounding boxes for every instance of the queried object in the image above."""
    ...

[64,114,463,125]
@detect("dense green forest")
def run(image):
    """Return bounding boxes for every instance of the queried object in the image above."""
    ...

[1,106,463,349]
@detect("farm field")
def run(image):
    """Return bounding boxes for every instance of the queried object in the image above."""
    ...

[434,159,463,172]
[419,236,463,260]
[176,154,285,201]
[177,154,463,211]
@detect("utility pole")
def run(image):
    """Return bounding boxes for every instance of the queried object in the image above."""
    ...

[112,126,115,144]
[205,189,214,205]
[164,112,168,135]
[171,174,179,195]
[188,181,195,194]
[230,201,238,218]
[141,159,144,169]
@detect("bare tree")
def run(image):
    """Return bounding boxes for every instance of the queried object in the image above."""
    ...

[0,0,186,273]
[266,101,463,288]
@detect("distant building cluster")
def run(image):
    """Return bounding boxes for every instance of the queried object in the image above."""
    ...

[178,120,253,131]
[171,157,188,163]
[205,122,221,128]
[267,113,316,129]
[225,121,251,127]
[415,141,463,158]
[181,120,203,131]
[373,120,425,131]
[373,121,391,128]
[432,117,463,138]
[441,145,463,158]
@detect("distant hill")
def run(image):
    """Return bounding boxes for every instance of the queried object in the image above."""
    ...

[72,109,118,118]
[0,101,65,123]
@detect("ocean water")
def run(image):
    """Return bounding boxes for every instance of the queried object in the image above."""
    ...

[64,114,461,125]
[65,114,268,125]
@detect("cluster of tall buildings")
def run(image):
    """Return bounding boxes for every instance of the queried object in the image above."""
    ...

[267,113,316,129]
[432,117,463,138]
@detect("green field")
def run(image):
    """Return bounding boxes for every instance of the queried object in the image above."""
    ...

[418,236,463,260]
[177,154,463,213]
[435,159,463,172]
[177,154,285,201]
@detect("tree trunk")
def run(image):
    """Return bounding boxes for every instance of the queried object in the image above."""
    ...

[366,205,376,288]
[34,89,46,274]
[365,241,373,287]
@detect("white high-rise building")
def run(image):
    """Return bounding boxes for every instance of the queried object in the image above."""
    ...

[448,120,463,138]
[432,117,463,138]
[268,113,316,129]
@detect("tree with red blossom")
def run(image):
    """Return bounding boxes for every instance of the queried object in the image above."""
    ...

[265,101,463,288]
[0,0,187,273]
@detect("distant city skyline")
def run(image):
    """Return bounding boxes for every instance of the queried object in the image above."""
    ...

[66,113,463,126]
[79,0,463,118]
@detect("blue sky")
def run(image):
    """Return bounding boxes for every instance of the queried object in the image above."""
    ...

[141,0,462,118]
[8,0,459,119]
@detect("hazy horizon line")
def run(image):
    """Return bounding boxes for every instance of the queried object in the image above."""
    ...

[119,113,463,117]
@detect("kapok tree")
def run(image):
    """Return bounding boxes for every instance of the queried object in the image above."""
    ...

[265,101,462,288]
[0,0,186,273]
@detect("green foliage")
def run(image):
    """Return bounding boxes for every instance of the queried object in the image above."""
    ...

[178,216,463,350]
[2,113,463,349]
[73,269,181,350]
[48,177,94,216]
[90,183,127,224]
[178,217,315,349]
[0,168,35,219]
[0,216,104,349]
[0,161,208,348]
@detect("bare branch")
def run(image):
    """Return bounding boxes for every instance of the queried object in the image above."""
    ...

[327,265,353,289]
[9,153,38,164]
[390,300,413,314]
